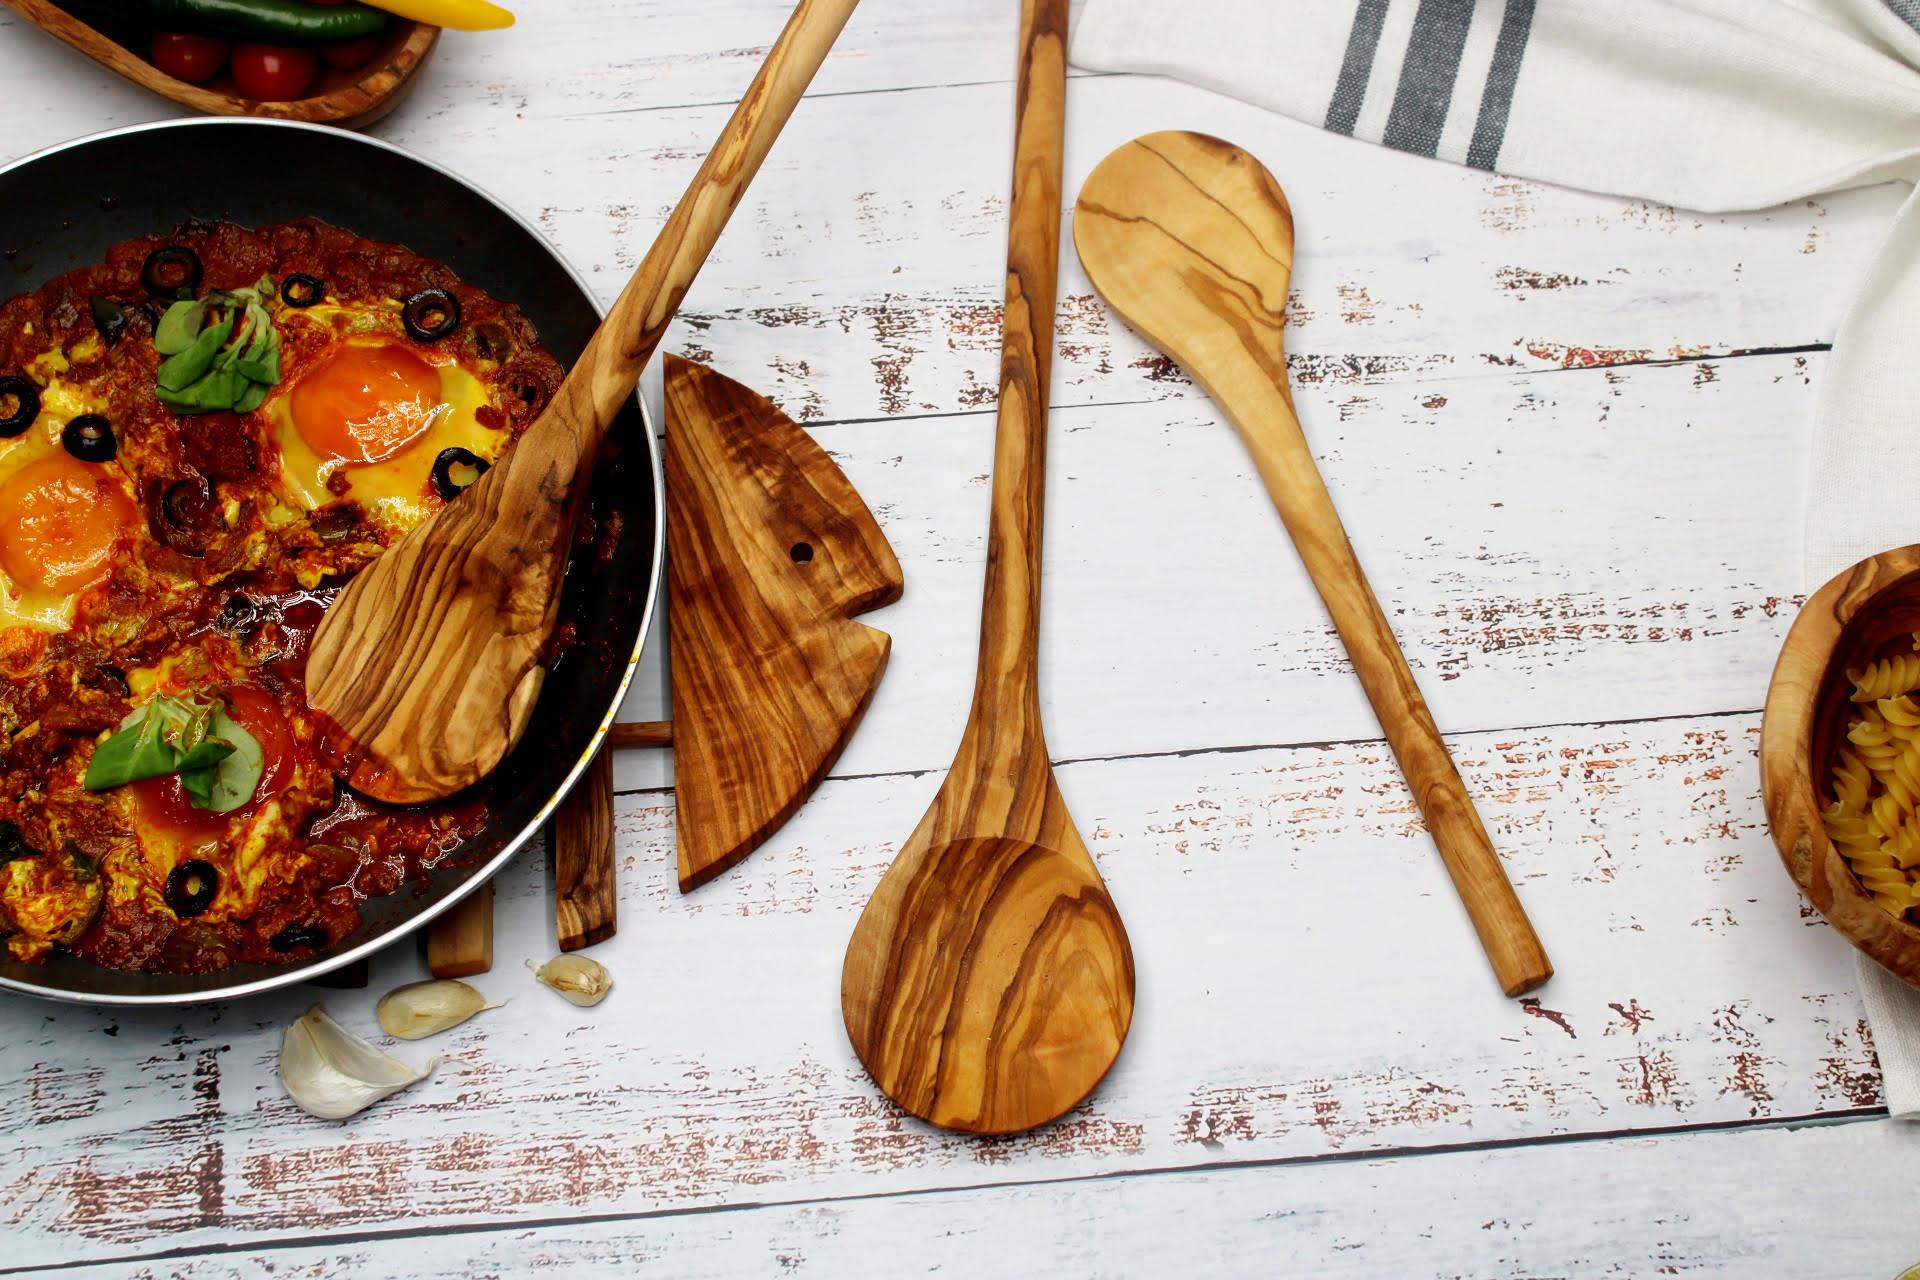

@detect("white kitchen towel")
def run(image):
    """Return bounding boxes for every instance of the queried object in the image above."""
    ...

[1070,0,1920,1114]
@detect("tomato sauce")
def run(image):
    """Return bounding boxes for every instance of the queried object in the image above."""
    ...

[0,220,562,973]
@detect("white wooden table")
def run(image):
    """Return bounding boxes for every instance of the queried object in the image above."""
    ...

[4,4,1918,1275]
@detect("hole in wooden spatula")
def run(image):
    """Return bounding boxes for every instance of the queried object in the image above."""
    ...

[789,541,814,564]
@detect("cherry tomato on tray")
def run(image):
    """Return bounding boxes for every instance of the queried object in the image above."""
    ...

[231,43,318,101]
[149,32,229,85]
[322,34,383,70]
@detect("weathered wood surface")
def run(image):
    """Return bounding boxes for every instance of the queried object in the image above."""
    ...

[38,1119,1919,1278]
[0,0,1913,1273]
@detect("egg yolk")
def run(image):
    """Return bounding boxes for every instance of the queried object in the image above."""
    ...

[290,342,445,465]
[0,453,137,595]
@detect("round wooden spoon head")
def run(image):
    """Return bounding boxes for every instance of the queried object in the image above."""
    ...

[841,767,1135,1134]
[1072,130,1296,381]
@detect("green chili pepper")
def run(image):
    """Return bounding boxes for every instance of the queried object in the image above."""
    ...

[138,0,391,43]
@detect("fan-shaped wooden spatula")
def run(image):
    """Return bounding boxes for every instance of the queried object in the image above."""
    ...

[840,0,1135,1136]
[1074,131,1551,996]
[306,0,860,804]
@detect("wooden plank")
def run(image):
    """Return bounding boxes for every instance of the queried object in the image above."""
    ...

[39,1118,1912,1278]
[426,881,495,979]
[552,750,618,951]
[619,351,1809,788]
[0,711,1884,1265]
[0,45,1899,426]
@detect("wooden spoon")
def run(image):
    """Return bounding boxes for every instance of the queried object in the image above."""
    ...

[1074,131,1552,997]
[1,0,438,128]
[840,0,1135,1136]
[305,0,859,803]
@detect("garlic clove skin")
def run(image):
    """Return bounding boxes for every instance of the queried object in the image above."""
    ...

[529,954,613,1006]
[280,1003,437,1120]
[376,979,498,1040]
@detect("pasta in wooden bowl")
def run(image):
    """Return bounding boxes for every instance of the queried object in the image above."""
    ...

[1762,544,1920,987]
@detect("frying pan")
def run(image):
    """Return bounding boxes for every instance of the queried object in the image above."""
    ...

[0,118,663,1005]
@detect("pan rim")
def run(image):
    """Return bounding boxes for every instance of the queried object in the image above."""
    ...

[0,117,665,1006]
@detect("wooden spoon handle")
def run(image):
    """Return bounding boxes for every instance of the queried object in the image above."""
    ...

[966,0,1068,740]
[544,0,861,459]
[1230,378,1552,996]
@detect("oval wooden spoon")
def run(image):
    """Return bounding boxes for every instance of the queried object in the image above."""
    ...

[1,0,438,128]
[305,0,859,803]
[1074,131,1551,997]
[840,0,1135,1136]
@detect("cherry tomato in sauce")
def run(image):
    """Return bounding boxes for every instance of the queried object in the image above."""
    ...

[130,684,297,841]
[321,35,384,70]
[231,44,318,101]
[149,32,228,85]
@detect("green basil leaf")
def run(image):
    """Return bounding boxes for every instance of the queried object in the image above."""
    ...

[157,312,234,391]
[233,381,270,414]
[157,366,246,413]
[185,710,263,814]
[83,694,195,790]
[154,300,209,356]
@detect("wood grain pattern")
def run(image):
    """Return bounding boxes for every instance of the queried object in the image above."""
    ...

[1761,542,1920,987]
[666,355,902,891]
[0,7,1896,1271]
[1074,131,1551,998]
[0,0,437,128]
[425,879,494,979]
[610,721,673,748]
[304,0,860,804]
[840,0,1134,1136]
[552,748,618,950]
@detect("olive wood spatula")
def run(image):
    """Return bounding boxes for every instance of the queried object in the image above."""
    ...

[307,0,861,804]
[1074,131,1551,997]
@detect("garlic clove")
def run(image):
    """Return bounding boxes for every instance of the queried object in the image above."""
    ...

[528,954,613,1006]
[280,1003,437,1120]
[376,979,499,1040]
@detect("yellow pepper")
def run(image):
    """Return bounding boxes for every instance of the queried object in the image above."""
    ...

[359,0,514,32]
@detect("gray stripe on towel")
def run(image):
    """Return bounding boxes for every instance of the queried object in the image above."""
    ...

[1465,0,1535,170]
[1381,0,1476,156]
[1325,0,1391,135]
[1890,0,1920,34]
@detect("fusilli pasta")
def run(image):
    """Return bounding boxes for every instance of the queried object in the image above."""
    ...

[1826,634,1920,919]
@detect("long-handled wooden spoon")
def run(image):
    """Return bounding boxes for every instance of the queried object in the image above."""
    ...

[306,0,860,804]
[840,0,1135,1136]
[1074,131,1551,996]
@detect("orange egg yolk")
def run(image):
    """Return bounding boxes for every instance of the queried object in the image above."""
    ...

[290,342,444,465]
[0,453,137,595]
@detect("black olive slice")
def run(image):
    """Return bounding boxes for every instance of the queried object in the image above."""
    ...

[270,923,329,952]
[61,414,116,463]
[0,820,33,864]
[215,592,261,637]
[279,273,324,308]
[0,375,38,438]
[402,287,461,341]
[430,447,490,500]
[141,246,202,300]
[89,295,129,347]
[150,475,218,556]
[469,320,513,361]
[164,860,219,918]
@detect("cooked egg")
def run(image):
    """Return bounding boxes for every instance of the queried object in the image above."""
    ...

[0,375,135,632]
[268,301,508,534]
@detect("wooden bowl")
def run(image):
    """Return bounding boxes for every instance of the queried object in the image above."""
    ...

[1,0,438,129]
[1761,543,1920,987]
